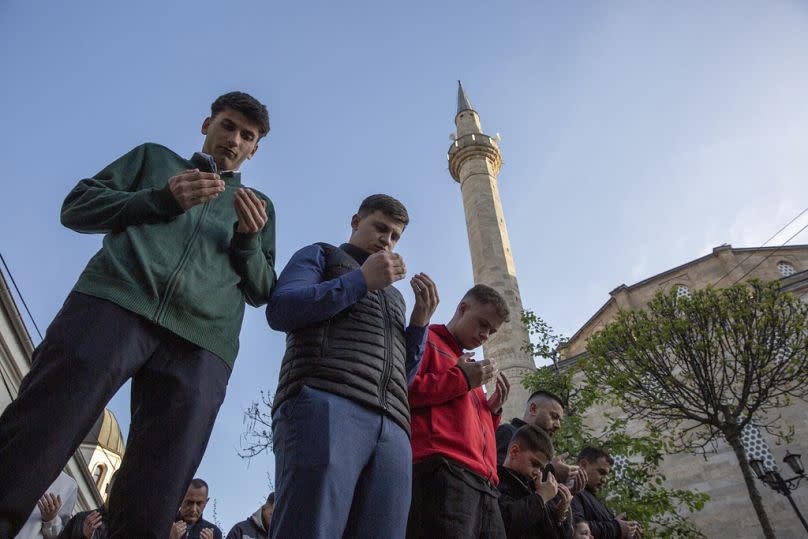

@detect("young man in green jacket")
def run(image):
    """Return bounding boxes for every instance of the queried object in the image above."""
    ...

[0,91,276,539]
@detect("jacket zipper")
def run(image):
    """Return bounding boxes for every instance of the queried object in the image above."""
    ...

[471,387,494,482]
[154,201,210,323]
[377,290,392,412]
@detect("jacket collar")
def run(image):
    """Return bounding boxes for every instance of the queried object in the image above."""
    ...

[497,465,534,494]
[430,324,463,356]
[340,242,371,265]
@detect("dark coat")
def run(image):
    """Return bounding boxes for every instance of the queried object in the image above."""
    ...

[571,489,621,539]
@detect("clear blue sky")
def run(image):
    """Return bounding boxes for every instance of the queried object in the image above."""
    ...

[2,0,807,529]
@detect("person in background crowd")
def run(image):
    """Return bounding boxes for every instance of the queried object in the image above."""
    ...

[573,521,593,539]
[169,479,221,539]
[225,493,274,539]
[496,391,587,493]
[497,424,573,539]
[0,91,275,539]
[267,194,437,539]
[406,284,511,539]
[571,447,642,539]
[16,472,77,539]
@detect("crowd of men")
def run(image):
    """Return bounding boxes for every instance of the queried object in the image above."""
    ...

[0,90,644,538]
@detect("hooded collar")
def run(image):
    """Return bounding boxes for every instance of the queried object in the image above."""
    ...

[250,507,267,532]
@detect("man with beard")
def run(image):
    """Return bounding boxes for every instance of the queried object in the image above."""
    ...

[496,391,586,492]
[571,447,642,539]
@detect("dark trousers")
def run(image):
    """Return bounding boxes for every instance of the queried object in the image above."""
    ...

[407,456,506,539]
[270,385,412,539]
[0,292,230,539]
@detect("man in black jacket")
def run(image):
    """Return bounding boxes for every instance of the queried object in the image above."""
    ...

[571,448,641,539]
[168,479,222,539]
[498,424,573,539]
[496,391,586,493]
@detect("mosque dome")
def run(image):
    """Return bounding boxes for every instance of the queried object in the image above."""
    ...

[83,409,125,458]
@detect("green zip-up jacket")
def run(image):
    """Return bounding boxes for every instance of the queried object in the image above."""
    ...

[61,142,276,367]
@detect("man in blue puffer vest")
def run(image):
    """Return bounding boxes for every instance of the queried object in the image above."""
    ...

[266,194,439,539]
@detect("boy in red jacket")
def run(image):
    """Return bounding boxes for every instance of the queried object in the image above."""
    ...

[407,284,511,539]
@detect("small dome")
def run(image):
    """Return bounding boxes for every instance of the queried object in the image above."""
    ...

[84,409,125,457]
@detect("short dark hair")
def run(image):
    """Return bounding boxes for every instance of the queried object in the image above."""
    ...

[509,424,554,459]
[266,492,275,505]
[188,478,209,493]
[577,446,614,466]
[357,194,409,226]
[463,284,510,322]
[527,390,565,409]
[211,91,270,139]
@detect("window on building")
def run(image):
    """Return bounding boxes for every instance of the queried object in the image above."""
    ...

[777,262,795,277]
[93,464,106,488]
[675,285,692,299]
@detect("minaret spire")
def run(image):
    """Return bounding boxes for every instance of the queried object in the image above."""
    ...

[457,80,473,114]
[447,83,536,421]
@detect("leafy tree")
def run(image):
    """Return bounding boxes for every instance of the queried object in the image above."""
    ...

[522,311,709,538]
[585,280,808,539]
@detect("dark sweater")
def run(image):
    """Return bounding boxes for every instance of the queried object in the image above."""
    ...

[62,143,276,366]
[571,488,621,539]
[497,466,573,539]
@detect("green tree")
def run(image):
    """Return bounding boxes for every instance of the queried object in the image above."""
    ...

[522,311,708,538]
[585,280,808,539]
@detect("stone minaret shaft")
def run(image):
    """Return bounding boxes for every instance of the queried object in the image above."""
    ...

[448,81,535,421]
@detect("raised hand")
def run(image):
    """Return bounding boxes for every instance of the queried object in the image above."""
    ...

[169,520,188,539]
[409,273,439,327]
[200,527,214,539]
[486,373,510,413]
[234,188,268,233]
[37,492,62,522]
[556,483,573,519]
[618,518,642,539]
[169,169,224,210]
[454,352,497,389]
[81,510,103,539]
[361,251,406,291]
[571,465,588,495]
[534,469,559,503]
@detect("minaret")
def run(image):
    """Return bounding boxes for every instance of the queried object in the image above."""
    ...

[448,81,535,421]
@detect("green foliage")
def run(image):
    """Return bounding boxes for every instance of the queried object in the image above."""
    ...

[522,311,709,538]
[584,280,808,452]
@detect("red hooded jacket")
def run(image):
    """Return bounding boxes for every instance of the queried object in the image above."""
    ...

[408,324,501,485]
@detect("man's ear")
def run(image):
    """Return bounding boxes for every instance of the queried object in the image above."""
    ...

[350,213,361,230]
[509,442,520,458]
[201,117,211,135]
[247,142,259,160]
